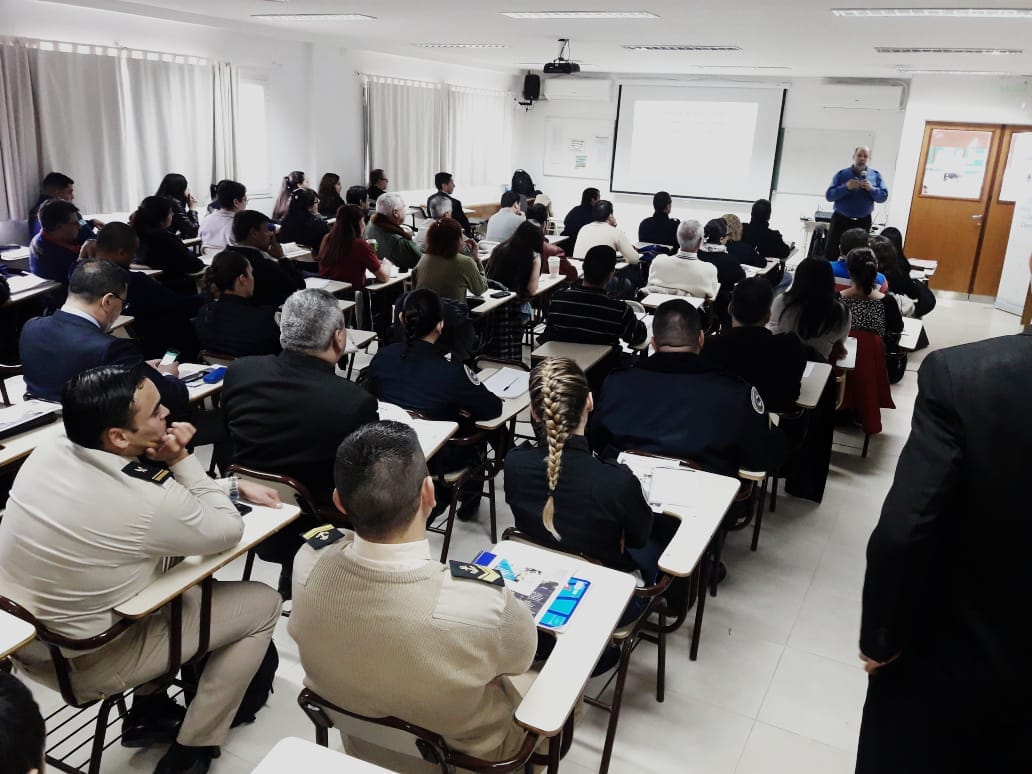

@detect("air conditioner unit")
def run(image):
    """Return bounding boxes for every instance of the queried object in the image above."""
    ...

[817,83,905,110]
[542,78,613,102]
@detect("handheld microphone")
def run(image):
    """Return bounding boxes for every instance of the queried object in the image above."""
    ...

[860,170,868,180]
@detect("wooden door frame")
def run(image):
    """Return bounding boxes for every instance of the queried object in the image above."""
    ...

[909,121,1005,293]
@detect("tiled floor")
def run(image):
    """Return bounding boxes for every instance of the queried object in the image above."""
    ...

[21,297,1023,773]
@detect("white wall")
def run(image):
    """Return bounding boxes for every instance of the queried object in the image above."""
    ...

[512,76,908,250]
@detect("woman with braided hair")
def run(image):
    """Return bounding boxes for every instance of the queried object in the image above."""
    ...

[503,357,654,579]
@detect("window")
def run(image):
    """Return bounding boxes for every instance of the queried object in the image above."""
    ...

[237,79,269,194]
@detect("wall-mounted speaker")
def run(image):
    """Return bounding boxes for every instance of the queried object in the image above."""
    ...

[522,74,541,102]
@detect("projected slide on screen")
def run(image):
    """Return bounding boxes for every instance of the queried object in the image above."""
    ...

[611,85,785,203]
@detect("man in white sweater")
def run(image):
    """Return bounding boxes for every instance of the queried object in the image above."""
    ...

[290,421,539,768]
[572,199,640,262]
[645,219,719,300]
[0,363,282,774]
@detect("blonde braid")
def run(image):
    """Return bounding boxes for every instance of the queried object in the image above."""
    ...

[530,358,590,542]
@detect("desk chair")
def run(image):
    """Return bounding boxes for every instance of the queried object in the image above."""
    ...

[837,331,895,458]
[198,350,236,368]
[297,688,567,774]
[500,528,670,774]
[226,465,341,583]
[0,594,204,774]
[0,362,23,405]
[408,410,497,562]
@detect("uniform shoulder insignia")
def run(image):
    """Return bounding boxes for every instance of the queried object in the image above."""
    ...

[448,560,504,587]
[302,524,346,550]
[463,365,481,385]
[750,385,766,415]
[122,460,171,485]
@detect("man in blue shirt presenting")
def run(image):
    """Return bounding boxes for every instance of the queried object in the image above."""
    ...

[824,146,888,260]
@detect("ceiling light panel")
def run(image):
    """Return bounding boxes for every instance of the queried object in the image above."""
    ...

[252,13,376,21]
[875,46,1022,54]
[622,44,741,51]
[416,43,508,49]
[896,68,1014,75]
[502,11,659,19]
[834,8,1032,18]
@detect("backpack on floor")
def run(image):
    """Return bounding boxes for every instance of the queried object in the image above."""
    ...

[181,641,279,727]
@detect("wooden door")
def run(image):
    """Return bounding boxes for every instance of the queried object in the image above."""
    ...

[972,126,1032,296]
[904,123,1003,293]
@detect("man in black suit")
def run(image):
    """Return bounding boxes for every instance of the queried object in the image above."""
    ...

[221,288,379,597]
[229,209,306,307]
[702,277,807,414]
[857,255,1032,773]
[427,172,475,238]
[19,259,188,417]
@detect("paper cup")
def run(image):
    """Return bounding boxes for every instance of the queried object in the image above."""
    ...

[548,256,561,276]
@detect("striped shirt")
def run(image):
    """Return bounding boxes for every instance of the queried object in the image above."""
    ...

[541,285,647,347]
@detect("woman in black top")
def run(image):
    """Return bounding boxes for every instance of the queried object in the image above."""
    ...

[132,196,204,294]
[277,189,330,251]
[503,356,653,573]
[741,198,792,260]
[194,250,281,357]
[484,221,541,361]
[879,227,935,318]
[317,173,345,218]
[155,173,199,238]
[272,170,307,222]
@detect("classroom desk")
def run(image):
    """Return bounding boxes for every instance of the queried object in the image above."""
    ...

[0,245,31,266]
[130,264,163,277]
[253,737,393,773]
[182,237,202,254]
[305,277,352,295]
[796,362,833,410]
[565,258,628,278]
[2,274,61,307]
[530,341,612,373]
[531,272,566,298]
[840,337,857,370]
[0,407,64,470]
[110,314,134,335]
[179,363,226,404]
[344,328,376,353]
[899,317,923,352]
[281,242,316,263]
[908,258,938,277]
[467,289,516,316]
[742,258,780,278]
[337,299,357,315]
[364,270,411,293]
[0,610,36,660]
[474,367,531,431]
[640,293,704,310]
[633,241,673,251]
[114,502,302,620]
[487,540,634,744]
[545,234,566,245]
[376,402,458,460]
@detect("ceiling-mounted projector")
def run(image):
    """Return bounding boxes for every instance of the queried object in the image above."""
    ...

[543,38,581,75]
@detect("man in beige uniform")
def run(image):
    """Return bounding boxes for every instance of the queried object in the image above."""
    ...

[290,421,538,769]
[0,364,283,774]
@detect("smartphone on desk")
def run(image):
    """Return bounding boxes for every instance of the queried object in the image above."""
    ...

[234,502,253,516]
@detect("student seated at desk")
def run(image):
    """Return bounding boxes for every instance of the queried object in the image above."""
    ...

[832,228,887,292]
[415,193,474,255]
[702,277,807,414]
[590,299,787,480]
[222,289,379,598]
[364,192,421,271]
[194,250,282,358]
[721,213,765,268]
[483,221,542,360]
[28,171,100,241]
[0,364,282,774]
[415,218,487,303]
[561,187,599,246]
[637,190,679,248]
[644,219,719,300]
[364,289,502,521]
[289,421,537,770]
[133,196,204,295]
[485,190,526,243]
[228,209,307,307]
[155,173,199,239]
[198,180,247,252]
[366,168,388,204]
[504,357,654,580]
[880,226,936,319]
[86,223,203,360]
[317,204,388,289]
[572,200,640,263]
[427,171,475,239]
[698,219,746,294]
[277,189,330,252]
[29,198,83,288]
[0,672,45,774]
[740,199,792,261]
[345,184,371,217]
[272,170,308,222]
[840,247,903,347]
[769,258,851,362]
[317,172,345,218]
[20,259,189,418]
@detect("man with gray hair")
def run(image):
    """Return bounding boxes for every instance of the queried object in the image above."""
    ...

[415,193,478,256]
[365,192,421,270]
[644,218,719,299]
[220,288,379,598]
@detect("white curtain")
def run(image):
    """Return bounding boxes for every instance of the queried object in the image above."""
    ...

[0,38,238,225]
[447,85,514,189]
[365,77,446,192]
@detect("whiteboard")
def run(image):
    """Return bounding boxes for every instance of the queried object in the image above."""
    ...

[543,117,613,181]
[775,128,875,196]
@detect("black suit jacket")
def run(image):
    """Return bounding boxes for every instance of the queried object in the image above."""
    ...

[861,332,1032,699]
[19,310,188,415]
[702,327,807,414]
[221,350,379,505]
[427,192,474,237]
[194,295,282,358]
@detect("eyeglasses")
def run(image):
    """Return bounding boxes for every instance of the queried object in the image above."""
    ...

[108,292,126,306]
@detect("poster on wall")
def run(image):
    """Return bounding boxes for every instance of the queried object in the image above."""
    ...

[543,117,613,180]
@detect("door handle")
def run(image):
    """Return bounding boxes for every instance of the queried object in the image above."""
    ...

[971,214,983,220]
